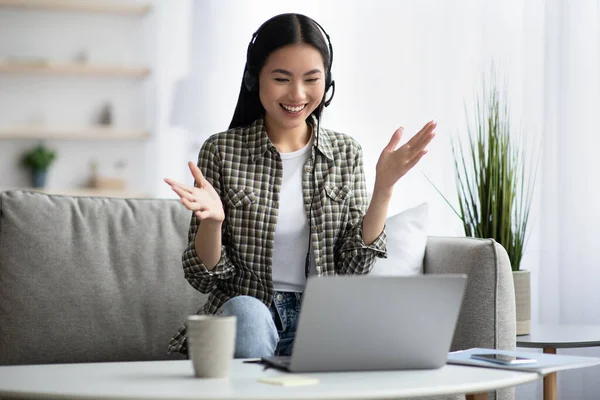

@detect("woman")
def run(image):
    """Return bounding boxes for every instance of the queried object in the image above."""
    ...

[165,13,436,357]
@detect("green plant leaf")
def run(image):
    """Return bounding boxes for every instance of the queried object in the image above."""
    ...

[21,144,57,171]
[429,67,539,271]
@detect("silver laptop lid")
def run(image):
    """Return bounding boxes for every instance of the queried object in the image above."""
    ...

[289,274,467,372]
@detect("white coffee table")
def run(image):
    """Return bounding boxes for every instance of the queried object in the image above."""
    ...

[0,359,538,400]
[517,324,600,400]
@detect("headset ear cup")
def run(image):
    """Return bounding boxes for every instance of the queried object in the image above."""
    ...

[324,79,335,107]
[243,70,257,92]
[323,73,334,107]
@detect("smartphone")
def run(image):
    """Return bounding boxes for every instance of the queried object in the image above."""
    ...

[470,353,536,365]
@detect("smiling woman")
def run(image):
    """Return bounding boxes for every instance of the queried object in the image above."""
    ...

[258,44,325,151]
[163,13,436,361]
[231,13,335,131]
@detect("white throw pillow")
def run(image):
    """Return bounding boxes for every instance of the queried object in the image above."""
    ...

[370,202,429,276]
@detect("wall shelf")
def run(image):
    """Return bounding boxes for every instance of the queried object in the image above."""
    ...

[0,0,154,195]
[0,0,151,16]
[0,126,150,140]
[0,62,150,77]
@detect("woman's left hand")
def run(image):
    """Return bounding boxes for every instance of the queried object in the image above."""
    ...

[374,120,437,193]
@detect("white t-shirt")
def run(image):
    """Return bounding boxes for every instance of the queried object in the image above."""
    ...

[272,137,316,292]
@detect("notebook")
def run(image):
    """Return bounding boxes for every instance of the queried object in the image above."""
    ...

[262,274,467,372]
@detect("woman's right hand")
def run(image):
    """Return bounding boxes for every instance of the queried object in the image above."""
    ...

[164,161,225,222]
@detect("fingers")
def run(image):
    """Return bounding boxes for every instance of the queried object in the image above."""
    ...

[405,120,437,152]
[413,120,436,145]
[169,182,213,218]
[385,127,403,152]
[180,196,200,210]
[406,150,428,171]
[165,161,208,193]
[163,162,207,191]
[184,199,212,221]
[188,161,206,188]
[163,178,195,196]
[163,177,178,186]
[180,195,210,217]
[164,164,215,220]
[170,183,197,203]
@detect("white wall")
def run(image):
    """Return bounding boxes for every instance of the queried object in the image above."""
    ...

[151,0,193,198]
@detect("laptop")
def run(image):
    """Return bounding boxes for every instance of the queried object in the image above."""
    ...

[261,274,467,372]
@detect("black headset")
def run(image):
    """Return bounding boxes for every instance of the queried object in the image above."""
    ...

[242,14,336,108]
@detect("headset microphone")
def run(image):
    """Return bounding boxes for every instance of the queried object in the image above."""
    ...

[323,81,335,108]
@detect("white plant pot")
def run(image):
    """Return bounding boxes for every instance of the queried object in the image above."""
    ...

[513,270,531,335]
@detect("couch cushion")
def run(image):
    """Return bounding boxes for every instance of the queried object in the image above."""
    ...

[0,190,207,365]
[370,202,428,276]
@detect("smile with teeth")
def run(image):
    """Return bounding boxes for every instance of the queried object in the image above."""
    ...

[280,104,307,114]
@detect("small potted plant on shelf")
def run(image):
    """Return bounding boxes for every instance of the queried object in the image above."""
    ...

[21,143,57,188]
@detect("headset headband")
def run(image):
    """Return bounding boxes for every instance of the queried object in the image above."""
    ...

[243,13,336,106]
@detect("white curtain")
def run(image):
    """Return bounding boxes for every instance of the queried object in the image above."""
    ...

[166,1,600,397]
[539,0,600,324]
[531,0,600,398]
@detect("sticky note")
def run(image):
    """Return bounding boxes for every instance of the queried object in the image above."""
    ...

[258,375,320,386]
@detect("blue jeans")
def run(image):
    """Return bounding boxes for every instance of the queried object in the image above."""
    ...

[215,292,302,358]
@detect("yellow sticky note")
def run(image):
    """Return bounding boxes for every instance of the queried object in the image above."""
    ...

[258,375,320,386]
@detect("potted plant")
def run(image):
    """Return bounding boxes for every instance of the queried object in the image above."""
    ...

[21,143,57,188]
[430,72,538,335]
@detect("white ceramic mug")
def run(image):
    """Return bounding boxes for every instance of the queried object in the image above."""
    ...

[186,315,237,378]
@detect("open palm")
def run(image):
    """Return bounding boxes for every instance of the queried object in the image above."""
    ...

[375,120,437,191]
[164,161,225,222]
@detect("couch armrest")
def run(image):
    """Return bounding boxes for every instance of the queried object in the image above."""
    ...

[424,236,516,352]
[424,237,516,400]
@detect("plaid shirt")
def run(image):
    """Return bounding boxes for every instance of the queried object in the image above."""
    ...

[168,116,387,354]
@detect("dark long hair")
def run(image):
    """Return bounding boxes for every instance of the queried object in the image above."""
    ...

[228,13,332,130]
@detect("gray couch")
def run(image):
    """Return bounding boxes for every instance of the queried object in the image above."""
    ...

[0,190,516,399]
